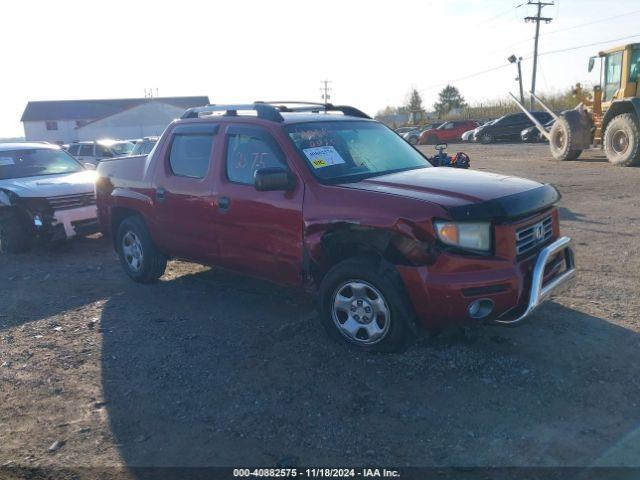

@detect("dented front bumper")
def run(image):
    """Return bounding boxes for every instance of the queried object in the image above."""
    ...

[396,236,576,329]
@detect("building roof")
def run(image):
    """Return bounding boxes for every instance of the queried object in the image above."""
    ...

[21,96,210,122]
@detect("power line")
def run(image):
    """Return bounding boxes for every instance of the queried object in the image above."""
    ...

[477,2,524,26]
[418,33,640,94]
[483,8,640,59]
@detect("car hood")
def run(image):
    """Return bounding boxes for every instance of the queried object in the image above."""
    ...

[0,170,97,198]
[340,167,560,220]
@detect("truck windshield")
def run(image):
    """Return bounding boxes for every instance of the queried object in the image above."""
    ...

[285,121,429,183]
[0,148,84,180]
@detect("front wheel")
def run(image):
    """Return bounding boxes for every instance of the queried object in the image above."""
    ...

[116,216,167,283]
[319,256,415,352]
[603,113,640,166]
[549,116,582,160]
[479,132,494,144]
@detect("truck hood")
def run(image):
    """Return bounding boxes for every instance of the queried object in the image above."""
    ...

[340,167,560,220]
[0,170,97,198]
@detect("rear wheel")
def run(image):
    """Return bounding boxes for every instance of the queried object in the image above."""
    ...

[603,113,640,166]
[116,216,167,283]
[0,214,32,253]
[319,256,415,352]
[549,116,582,160]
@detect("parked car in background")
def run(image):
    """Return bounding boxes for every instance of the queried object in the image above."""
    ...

[96,101,575,352]
[401,128,422,145]
[461,129,475,142]
[521,119,555,143]
[418,120,479,145]
[0,143,98,253]
[67,140,135,166]
[474,112,553,144]
[394,127,417,135]
[130,136,159,156]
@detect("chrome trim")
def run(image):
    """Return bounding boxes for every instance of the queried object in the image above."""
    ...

[516,215,553,255]
[494,236,575,325]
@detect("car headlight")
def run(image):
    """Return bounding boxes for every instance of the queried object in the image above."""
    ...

[434,221,492,253]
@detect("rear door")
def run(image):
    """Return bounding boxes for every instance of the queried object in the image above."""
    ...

[213,124,304,286]
[438,122,456,141]
[151,123,221,263]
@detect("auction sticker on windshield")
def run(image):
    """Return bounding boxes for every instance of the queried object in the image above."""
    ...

[303,146,346,169]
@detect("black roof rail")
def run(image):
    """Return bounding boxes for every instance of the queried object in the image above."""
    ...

[180,101,371,122]
[257,101,372,119]
[180,104,284,122]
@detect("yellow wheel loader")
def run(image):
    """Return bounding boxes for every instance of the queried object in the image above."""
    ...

[511,43,640,166]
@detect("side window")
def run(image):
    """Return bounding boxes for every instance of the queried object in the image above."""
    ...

[68,145,80,156]
[442,122,454,130]
[79,144,94,156]
[169,134,214,178]
[226,133,285,185]
[95,144,113,157]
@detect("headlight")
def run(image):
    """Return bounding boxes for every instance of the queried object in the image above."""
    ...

[434,221,491,252]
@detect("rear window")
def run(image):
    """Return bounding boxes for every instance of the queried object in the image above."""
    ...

[0,148,83,180]
[169,134,214,178]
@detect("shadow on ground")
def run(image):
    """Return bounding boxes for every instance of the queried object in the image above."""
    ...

[0,235,120,331]
[100,268,640,471]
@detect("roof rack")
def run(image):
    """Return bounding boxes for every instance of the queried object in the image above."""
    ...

[180,101,371,122]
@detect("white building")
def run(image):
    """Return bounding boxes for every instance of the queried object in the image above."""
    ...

[21,96,210,144]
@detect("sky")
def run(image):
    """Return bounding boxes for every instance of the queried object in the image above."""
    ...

[1,0,639,137]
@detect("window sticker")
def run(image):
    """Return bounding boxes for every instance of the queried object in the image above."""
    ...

[303,146,346,169]
[0,157,15,166]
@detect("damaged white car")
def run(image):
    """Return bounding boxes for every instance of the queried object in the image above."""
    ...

[0,143,98,253]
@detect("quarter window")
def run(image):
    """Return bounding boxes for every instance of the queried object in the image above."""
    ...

[169,134,213,178]
[226,133,285,185]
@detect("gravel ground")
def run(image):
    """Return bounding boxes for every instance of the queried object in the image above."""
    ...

[1,143,639,477]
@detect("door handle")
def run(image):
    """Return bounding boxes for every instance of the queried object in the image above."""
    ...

[156,187,166,202]
[218,196,230,212]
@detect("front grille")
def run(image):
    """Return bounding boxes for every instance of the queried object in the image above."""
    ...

[516,216,553,255]
[47,193,96,210]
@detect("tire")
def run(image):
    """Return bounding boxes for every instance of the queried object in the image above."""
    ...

[426,135,438,145]
[549,116,582,161]
[319,256,415,352]
[0,213,32,253]
[116,216,167,283]
[603,113,640,166]
[479,132,494,144]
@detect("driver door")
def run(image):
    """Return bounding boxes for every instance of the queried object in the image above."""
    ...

[213,125,304,286]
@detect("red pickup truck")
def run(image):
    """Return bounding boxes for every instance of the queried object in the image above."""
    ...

[96,102,575,351]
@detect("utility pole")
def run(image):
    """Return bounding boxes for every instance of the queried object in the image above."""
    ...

[525,1,553,110]
[320,80,332,106]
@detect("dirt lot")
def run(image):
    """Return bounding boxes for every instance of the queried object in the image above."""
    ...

[1,143,640,476]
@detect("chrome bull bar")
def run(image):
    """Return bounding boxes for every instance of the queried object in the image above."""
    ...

[494,236,575,325]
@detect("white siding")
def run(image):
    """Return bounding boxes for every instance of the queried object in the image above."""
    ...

[23,120,85,144]
[76,102,183,141]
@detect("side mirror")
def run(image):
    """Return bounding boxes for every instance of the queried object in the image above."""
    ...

[84,162,96,170]
[588,56,596,73]
[254,167,295,192]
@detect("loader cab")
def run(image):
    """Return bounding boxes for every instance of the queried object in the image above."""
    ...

[596,44,640,106]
